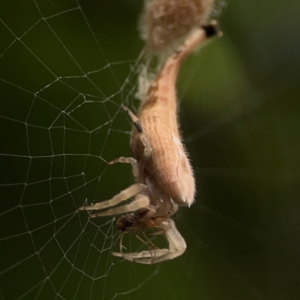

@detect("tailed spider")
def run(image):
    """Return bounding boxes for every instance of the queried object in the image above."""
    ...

[79,22,220,264]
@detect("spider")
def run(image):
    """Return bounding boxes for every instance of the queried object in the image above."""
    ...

[79,21,220,264]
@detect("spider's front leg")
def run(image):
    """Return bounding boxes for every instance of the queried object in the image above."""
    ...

[108,105,152,182]
[109,157,139,181]
[78,183,147,218]
[122,106,152,168]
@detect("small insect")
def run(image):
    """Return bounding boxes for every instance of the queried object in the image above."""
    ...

[79,22,220,264]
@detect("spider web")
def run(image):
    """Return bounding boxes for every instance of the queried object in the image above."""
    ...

[0,1,158,299]
[1,1,300,300]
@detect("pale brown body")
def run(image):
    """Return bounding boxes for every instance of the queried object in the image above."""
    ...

[131,49,196,206]
[79,23,220,264]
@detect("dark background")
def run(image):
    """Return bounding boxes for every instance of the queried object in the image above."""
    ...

[1,0,300,299]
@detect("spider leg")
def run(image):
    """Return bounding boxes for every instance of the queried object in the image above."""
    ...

[109,157,139,181]
[135,232,157,249]
[78,183,146,212]
[112,219,186,264]
[145,216,169,236]
[122,105,152,160]
[119,232,127,254]
[147,228,165,236]
[90,193,151,218]
[112,249,169,259]
[130,250,185,264]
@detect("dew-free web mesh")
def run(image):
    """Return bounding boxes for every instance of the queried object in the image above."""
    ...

[1,1,300,300]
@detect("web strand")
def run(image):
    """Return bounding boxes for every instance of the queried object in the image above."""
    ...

[0,1,156,299]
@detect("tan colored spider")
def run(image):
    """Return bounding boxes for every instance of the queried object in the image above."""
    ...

[79,22,220,264]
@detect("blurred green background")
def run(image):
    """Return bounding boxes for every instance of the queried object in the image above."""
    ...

[1,0,300,299]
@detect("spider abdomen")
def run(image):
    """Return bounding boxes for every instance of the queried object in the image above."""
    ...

[131,114,195,207]
[147,134,195,207]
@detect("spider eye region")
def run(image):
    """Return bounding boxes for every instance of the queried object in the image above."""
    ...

[116,215,136,231]
[124,218,135,227]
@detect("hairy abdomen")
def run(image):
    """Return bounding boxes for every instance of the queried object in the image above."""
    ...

[134,103,195,207]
